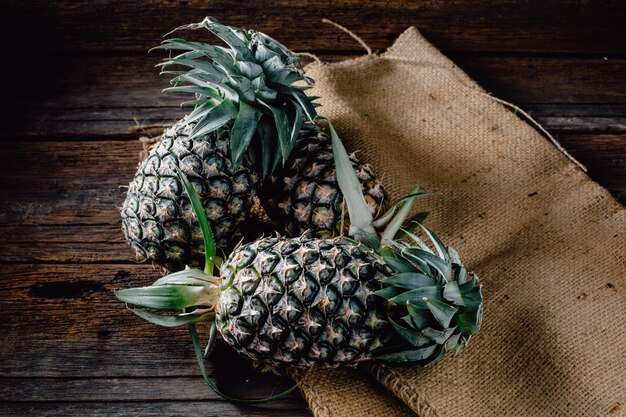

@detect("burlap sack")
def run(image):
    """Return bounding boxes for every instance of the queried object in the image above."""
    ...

[292,27,626,417]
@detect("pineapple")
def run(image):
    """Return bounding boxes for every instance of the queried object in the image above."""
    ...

[216,235,392,366]
[122,17,318,270]
[116,122,482,372]
[116,186,481,368]
[122,121,259,271]
[261,126,388,238]
[215,229,480,366]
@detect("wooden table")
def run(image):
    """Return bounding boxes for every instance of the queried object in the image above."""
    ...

[1,2,624,416]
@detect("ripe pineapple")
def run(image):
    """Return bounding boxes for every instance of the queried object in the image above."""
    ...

[116,198,481,368]
[122,120,259,271]
[116,125,482,369]
[261,126,388,238]
[122,17,318,270]
[215,230,481,366]
[217,236,392,366]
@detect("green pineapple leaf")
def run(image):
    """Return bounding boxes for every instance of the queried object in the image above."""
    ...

[205,321,218,357]
[380,186,423,243]
[288,103,304,155]
[388,317,428,347]
[422,326,457,345]
[373,286,404,299]
[381,255,415,273]
[198,17,253,60]
[389,286,442,305]
[257,118,278,178]
[152,269,216,286]
[235,61,263,79]
[258,99,291,161]
[401,247,452,282]
[327,118,377,241]
[425,298,458,328]
[173,166,216,275]
[115,285,214,311]
[287,90,317,121]
[154,39,236,73]
[406,302,434,329]
[230,101,263,165]
[381,272,436,289]
[190,101,238,139]
[418,223,449,262]
[159,57,228,82]
[163,85,221,100]
[394,212,430,239]
[442,281,465,307]
[375,344,439,363]
[129,309,213,328]
[397,228,434,253]
[155,17,318,176]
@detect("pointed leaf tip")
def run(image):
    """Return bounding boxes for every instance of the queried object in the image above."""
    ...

[230,101,263,165]
[425,298,458,328]
[327,118,376,239]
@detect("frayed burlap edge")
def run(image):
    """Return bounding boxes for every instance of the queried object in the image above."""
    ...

[364,363,438,417]
[285,367,417,417]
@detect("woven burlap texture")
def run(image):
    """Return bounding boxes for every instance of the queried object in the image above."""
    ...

[292,27,626,417]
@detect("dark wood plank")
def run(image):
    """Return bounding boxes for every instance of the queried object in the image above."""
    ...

[0,402,311,417]
[454,54,626,104]
[0,263,253,377]
[10,54,626,108]
[3,0,626,54]
[0,140,138,221]
[7,104,626,142]
[0,224,135,264]
[525,104,626,134]
[0,377,305,403]
[555,134,626,198]
[5,54,626,142]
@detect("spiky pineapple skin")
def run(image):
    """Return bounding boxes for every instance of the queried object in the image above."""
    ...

[121,120,260,271]
[260,129,388,238]
[216,236,393,367]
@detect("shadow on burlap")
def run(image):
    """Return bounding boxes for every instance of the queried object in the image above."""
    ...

[289,27,626,417]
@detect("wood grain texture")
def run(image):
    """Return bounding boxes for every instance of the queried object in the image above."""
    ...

[3,0,626,53]
[1,1,625,416]
[7,105,626,142]
[0,403,310,417]
[8,53,626,110]
[5,54,626,145]
[0,374,304,404]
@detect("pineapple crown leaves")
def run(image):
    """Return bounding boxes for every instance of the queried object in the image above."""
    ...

[153,17,319,177]
[373,230,483,365]
[329,120,483,365]
[115,168,298,404]
[327,119,433,247]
